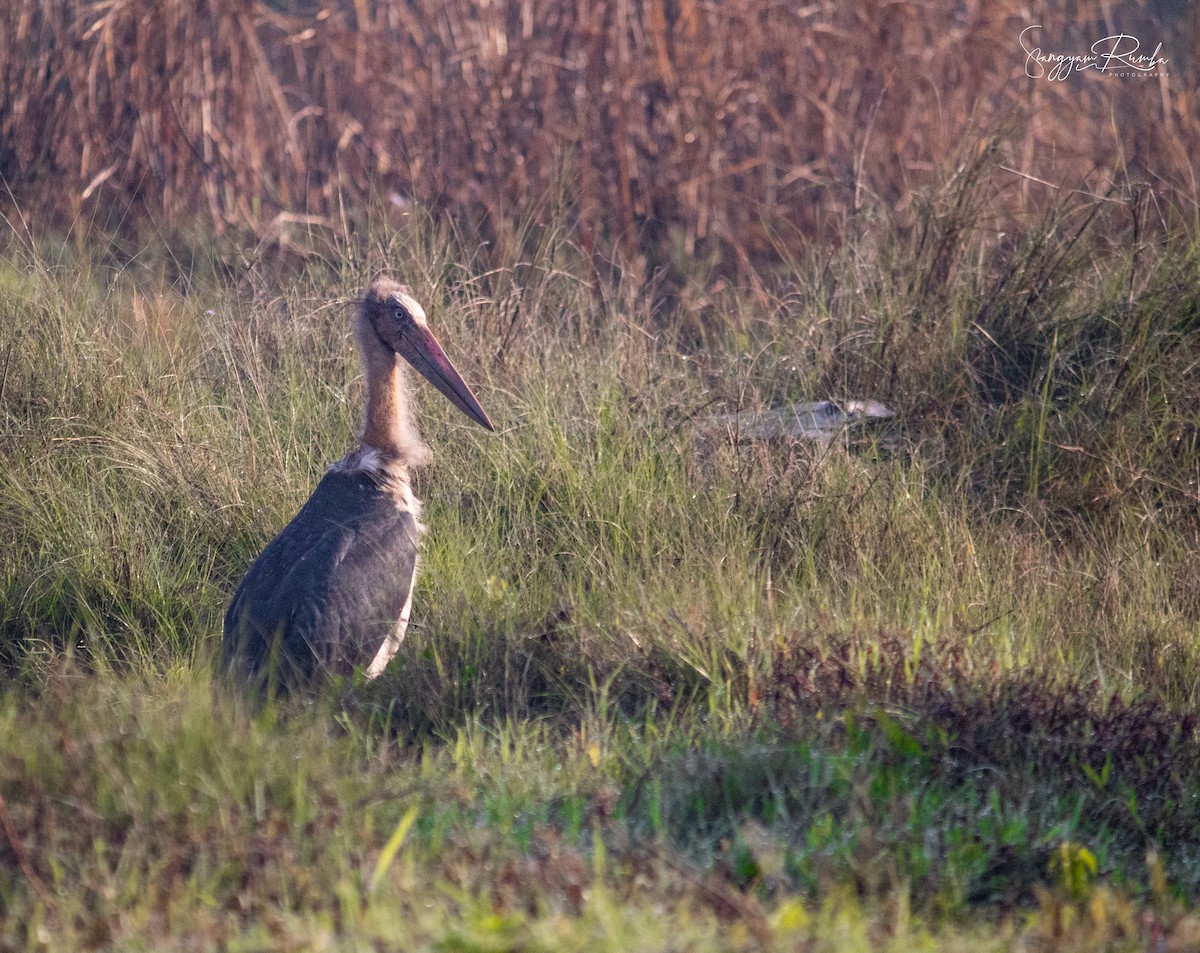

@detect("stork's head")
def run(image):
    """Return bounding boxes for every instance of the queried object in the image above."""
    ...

[359,279,494,431]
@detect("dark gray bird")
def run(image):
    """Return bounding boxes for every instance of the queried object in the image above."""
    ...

[221,279,493,691]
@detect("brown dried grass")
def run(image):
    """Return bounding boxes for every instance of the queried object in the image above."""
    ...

[1,0,1197,270]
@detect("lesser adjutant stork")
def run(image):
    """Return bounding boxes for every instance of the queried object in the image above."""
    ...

[221,279,493,690]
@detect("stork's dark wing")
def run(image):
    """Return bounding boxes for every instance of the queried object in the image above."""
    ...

[221,469,420,690]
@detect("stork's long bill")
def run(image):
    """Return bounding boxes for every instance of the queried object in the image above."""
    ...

[398,322,494,432]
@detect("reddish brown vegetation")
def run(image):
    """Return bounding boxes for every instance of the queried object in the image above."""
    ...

[1,0,1196,269]
[768,628,1200,837]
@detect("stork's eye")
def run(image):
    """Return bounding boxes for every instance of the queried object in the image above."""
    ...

[390,300,409,321]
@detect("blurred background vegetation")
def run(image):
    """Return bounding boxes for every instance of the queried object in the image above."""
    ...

[1,0,1196,275]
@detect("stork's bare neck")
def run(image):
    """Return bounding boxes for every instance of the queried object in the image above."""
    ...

[355,308,428,466]
[349,279,493,468]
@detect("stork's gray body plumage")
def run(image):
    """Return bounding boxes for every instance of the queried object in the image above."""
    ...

[221,279,492,692]
[221,463,421,685]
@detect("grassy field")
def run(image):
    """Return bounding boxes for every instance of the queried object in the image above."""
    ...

[3,172,1200,949]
